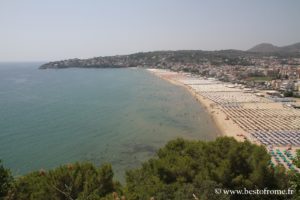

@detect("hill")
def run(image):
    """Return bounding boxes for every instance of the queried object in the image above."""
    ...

[39,43,300,70]
[247,43,280,53]
[248,42,300,53]
[38,50,261,69]
[281,42,300,52]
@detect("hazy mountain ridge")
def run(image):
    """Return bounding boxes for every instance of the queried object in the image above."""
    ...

[248,42,300,53]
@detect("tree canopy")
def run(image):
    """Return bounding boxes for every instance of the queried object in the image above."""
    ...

[0,160,13,199]
[1,137,299,200]
[9,162,121,200]
[125,137,291,200]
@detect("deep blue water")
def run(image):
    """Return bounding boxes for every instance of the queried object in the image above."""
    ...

[0,63,219,180]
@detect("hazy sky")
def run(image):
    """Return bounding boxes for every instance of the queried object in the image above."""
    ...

[0,0,300,61]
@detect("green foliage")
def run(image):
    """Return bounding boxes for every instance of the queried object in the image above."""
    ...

[290,150,300,199]
[125,137,290,200]
[1,137,297,199]
[293,150,300,168]
[0,160,13,199]
[290,172,300,200]
[284,91,294,97]
[246,76,275,82]
[10,162,121,200]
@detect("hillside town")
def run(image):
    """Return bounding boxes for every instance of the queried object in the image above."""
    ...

[161,56,300,98]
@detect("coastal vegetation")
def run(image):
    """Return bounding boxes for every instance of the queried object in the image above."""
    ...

[0,160,12,199]
[1,137,299,200]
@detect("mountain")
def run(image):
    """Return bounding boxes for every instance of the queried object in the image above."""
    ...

[247,43,279,53]
[281,42,300,52]
[248,42,300,53]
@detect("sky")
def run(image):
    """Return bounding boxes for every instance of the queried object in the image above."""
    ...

[0,0,300,61]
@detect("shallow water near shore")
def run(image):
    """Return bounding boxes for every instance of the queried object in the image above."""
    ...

[0,63,219,181]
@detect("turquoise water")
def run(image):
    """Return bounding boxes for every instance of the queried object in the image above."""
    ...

[0,63,219,180]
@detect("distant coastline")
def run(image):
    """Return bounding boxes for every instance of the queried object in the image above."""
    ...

[39,42,300,70]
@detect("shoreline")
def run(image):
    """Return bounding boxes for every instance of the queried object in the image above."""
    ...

[147,68,300,172]
[147,68,246,142]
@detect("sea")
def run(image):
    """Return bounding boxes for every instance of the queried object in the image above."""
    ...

[0,62,220,180]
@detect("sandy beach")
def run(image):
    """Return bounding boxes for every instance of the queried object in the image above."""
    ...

[147,68,247,141]
[147,68,300,148]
